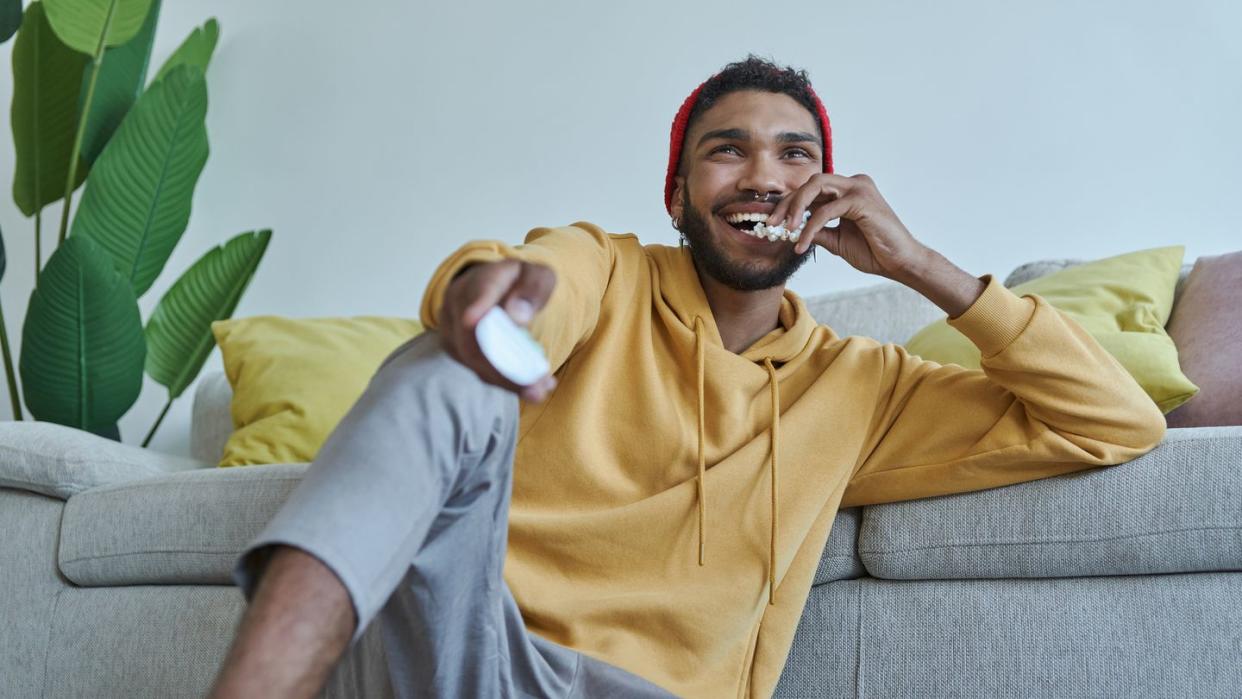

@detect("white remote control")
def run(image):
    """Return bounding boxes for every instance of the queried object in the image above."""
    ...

[474,306,551,386]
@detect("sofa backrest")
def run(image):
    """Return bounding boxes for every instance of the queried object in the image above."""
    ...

[191,261,1195,463]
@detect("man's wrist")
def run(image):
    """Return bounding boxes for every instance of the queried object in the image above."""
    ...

[897,247,987,319]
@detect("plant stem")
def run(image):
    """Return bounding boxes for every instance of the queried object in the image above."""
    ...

[35,209,42,281]
[57,0,117,247]
[142,397,173,447]
[57,54,103,246]
[0,304,22,420]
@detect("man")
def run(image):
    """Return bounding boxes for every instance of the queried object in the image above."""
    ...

[208,56,1166,698]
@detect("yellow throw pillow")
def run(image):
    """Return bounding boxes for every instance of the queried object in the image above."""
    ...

[904,245,1199,413]
[212,316,425,466]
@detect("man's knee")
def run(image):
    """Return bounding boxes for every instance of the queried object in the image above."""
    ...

[370,330,519,442]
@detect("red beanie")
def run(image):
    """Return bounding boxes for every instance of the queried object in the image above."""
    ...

[664,79,834,215]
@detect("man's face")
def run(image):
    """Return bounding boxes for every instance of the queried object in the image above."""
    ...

[671,90,824,291]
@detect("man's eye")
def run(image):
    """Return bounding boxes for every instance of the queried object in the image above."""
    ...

[711,145,741,155]
[785,148,812,158]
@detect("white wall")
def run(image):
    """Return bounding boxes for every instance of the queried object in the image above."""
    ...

[1,0,1238,455]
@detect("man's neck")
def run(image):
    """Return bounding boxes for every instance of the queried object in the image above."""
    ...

[691,258,785,354]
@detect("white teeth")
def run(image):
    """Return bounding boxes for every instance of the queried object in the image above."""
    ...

[733,210,812,243]
[723,212,770,223]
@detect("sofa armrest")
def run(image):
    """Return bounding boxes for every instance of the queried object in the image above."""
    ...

[858,425,1242,580]
[191,371,234,464]
[60,463,307,586]
[0,422,211,500]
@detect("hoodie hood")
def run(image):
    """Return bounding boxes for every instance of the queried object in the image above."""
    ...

[648,244,819,604]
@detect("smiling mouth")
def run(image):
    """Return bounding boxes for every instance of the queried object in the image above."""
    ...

[717,211,810,243]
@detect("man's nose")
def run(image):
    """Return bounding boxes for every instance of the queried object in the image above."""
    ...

[737,153,784,200]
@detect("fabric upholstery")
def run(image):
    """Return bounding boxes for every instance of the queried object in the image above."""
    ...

[808,573,1241,697]
[813,507,865,585]
[191,371,233,463]
[56,457,864,590]
[40,585,395,698]
[42,586,241,698]
[772,580,863,697]
[0,421,207,499]
[1165,250,1242,427]
[59,463,307,586]
[0,490,70,698]
[858,425,1242,580]
[802,280,943,344]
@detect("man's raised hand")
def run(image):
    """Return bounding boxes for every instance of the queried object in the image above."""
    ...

[438,259,558,403]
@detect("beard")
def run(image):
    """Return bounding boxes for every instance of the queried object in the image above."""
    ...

[677,190,814,292]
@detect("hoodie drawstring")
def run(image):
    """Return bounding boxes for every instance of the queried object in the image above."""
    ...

[763,358,780,606]
[694,316,707,567]
[692,316,781,606]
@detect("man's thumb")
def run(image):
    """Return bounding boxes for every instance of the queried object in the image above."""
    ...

[505,296,535,325]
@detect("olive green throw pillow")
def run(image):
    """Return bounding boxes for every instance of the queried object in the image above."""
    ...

[904,245,1198,413]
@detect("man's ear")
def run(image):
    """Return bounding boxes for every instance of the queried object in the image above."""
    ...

[670,176,686,221]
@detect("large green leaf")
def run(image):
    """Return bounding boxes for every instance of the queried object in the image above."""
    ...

[19,234,145,436]
[145,229,271,399]
[0,0,22,43]
[10,1,89,217]
[43,0,151,55]
[71,64,208,297]
[152,17,217,84]
[77,0,160,165]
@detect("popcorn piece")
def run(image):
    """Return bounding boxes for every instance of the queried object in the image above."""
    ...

[751,211,811,242]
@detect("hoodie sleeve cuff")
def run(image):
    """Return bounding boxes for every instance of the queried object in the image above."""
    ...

[417,243,509,329]
[944,273,1037,359]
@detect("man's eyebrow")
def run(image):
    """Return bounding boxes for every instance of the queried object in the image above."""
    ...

[696,128,822,148]
[776,131,820,145]
[697,128,749,147]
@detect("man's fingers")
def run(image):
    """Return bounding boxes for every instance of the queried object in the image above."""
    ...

[786,183,846,231]
[462,260,523,327]
[519,374,558,403]
[797,197,852,254]
[766,173,853,227]
[501,262,556,327]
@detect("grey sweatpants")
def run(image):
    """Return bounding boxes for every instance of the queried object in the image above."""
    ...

[232,331,677,698]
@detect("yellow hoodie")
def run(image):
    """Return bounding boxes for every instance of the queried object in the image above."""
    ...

[418,221,1166,698]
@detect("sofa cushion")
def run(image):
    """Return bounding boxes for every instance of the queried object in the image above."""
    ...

[213,315,424,466]
[0,490,69,697]
[59,463,308,585]
[813,506,865,585]
[1164,250,1242,427]
[41,585,395,699]
[858,426,1242,579]
[817,573,1242,698]
[802,280,942,345]
[59,461,862,588]
[191,371,234,463]
[0,422,208,499]
[905,246,1199,413]
[1004,258,1194,295]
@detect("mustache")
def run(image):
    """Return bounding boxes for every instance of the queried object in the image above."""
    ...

[714,192,783,212]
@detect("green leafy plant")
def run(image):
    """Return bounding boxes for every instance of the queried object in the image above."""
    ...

[2,1,272,444]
